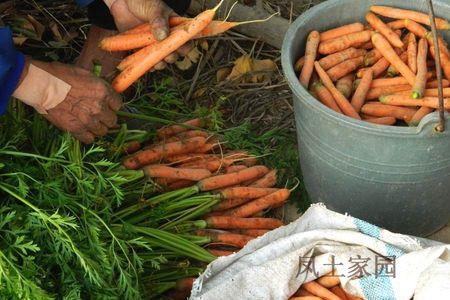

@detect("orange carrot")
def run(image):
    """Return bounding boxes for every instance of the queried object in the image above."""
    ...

[225,165,248,173]
[219,187,279,199]
[300,31,321,87]
[205,216,283,229]
[412,38,428,99]
[165,153,210,164]
[295,56,305,72]
[361,102,417,122]
[370,5,450,30]
[336,74,355,99]
[327,57,363,81]
[319,48,366,70]
[208,249,234,257]
[234,229,269,237]
[366,12,403,48]
[363,49,383,66]
[197,165,269,191]
[380,95,450,109]
[249,170,278,188]
[351,68,373,112]
[317,273,341,288]
[154,177,179,186]
[370,72,433,88]
[165,277,195,300]
[359,41,374,50]
[157,118,204,139]
[113,4,220,92]
[302,281,341,300]
[366,84,411,100]
[372,33,416,85]
[320,23,365,42]
[213,198,251,211]
[407,33,418,74]
[330,286,349,300]
[100,27,177,51]
[123,140,142,155]
[387,19,406,29]
[197,230,253,248]
[363,116,397,125]
[318,31,372,55]
[312,81,344,113]
[123,136,206,170]
[427,80,450,88]
[404,19,427,38]
[314,62,361,119]
[398,87,450,97]
[409,107,434,126]
[358,48,401,78]
[387,51,408,77]
[143,165,211,181]
[229,189,290,218]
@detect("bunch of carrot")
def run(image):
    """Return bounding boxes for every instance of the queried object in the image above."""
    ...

[120,117,292,257]
[290,271,362,300]
[295,5,450,126]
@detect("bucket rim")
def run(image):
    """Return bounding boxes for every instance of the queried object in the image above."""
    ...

[281,0,450,136]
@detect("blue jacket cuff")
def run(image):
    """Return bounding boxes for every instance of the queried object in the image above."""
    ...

[76,0,95,7]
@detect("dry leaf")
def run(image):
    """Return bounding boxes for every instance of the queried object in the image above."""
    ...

[226,55,253,81]
[250,59,277,83]
[226,55,276,83]
[13,37,28,46]
[200,40,209,51]
[50,22,64,42]
[216,67,232,82]
[27,15,45,40]
[193,87,207,98]
[176,56,193,70]
[186,47,201,63]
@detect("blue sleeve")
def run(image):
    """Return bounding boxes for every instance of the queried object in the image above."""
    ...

[0,27,25,115]
[75,0,95,7]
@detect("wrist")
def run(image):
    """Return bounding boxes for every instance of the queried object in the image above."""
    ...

[103,0,116,9]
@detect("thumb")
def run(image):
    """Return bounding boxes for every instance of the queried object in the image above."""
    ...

[151,16,170,41]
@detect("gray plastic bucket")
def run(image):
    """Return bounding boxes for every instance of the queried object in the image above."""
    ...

[281,0,450,236]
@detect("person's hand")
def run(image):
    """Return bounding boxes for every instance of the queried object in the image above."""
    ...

[108,0,193,70]
[15,60,122,144]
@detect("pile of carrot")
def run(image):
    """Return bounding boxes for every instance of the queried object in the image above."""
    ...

[290,271,362,300]
[122,117,291,256]
[295,5,450,126]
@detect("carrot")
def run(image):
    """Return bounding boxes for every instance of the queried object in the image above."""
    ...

[197,230,253,248]
[359,41,373,50]
[351,68,372,112]
[154,177,178,186]
[302,281,341,300]
[336,74,355,99]
[314,62,361,119]
[289,297,322,300]
[412,38,429,99]
[112,3,221,92]
[157,118,204,139]
[123,140,142,155]
[406,33,418,74]
[370,5,450,30]
[319,48,366,71]
[143,165,211,181]
[387,19,406,29]
[372,33,416,85]
[225,165,248,173]
[363,49,382,66]
[212,198,251,211]
[426,32,450,62]
[409,107,434,126]
[397,87,450,97]
[123,136,206,170]
[312,81,344,113]
[165,153,210,164]
[361,102,417,122]
[366,84,411,100]
[229,189,290,218]
[300,31,320,87]
[404,19,427,39]
[330,286,348,300]
[366,12,403,48]
[233,229,269,237]
[387,51,408,77]
[327,56,363,81]
[380,95,450,109]
[295,56,305,72]
[208,249,234,257]
[370,72,432,88]
[165,277,195,300]
[197,165,269,191]
[358,49,399,78]
[363,116,397,125]
[219,187,279,199]
[249,170,278,188]
[320,23,365,42]
[205,216,283,229]
[316,272,341,288]
[427,80,450,88]
[318,31,372,55]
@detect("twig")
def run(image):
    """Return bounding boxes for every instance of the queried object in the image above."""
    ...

[427,0,446,132]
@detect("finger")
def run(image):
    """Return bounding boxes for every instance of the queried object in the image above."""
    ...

[164,52,179,64]
[151,16,170,41]
[105,87,123,112]
[98,108,118,128]
[72,131,96,144]
[87,118,109,137]
[154,61,167,70]
[177,42,194,57]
